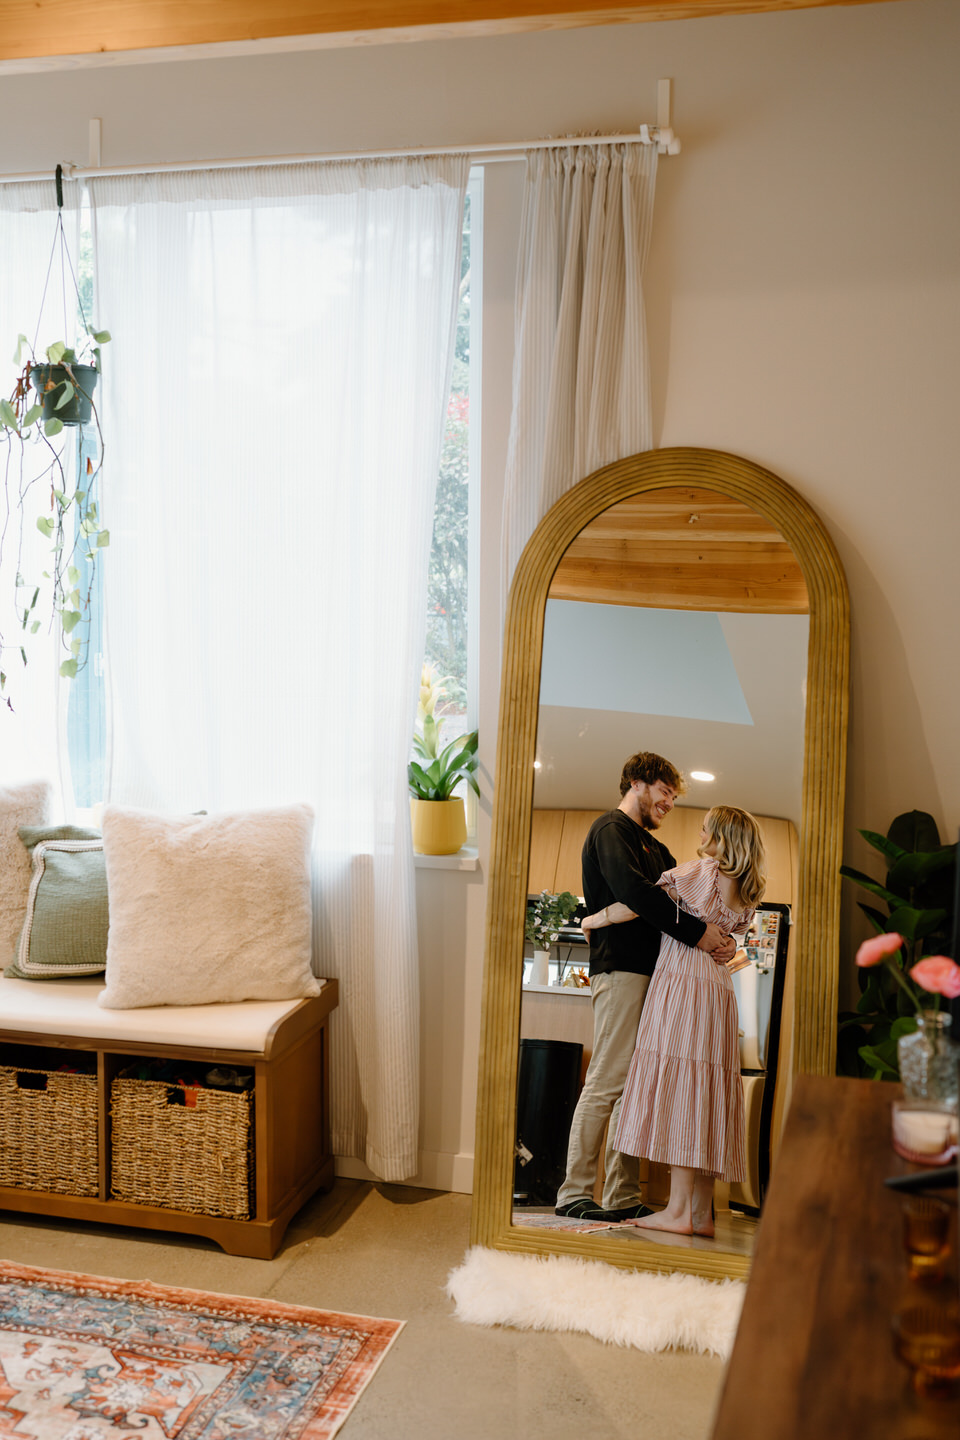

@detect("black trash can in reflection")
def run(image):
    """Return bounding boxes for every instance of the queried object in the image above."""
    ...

[513,1038,583,1207]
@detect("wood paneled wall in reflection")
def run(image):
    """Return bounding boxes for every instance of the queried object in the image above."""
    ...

[530,804,798,903]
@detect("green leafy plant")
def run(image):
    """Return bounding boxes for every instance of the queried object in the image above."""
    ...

[838,810,957,1080]
[525,889,580,950]
[408,663,479,802]
[1,326,111,705]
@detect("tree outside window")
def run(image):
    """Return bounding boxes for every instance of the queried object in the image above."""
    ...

[424,187,472,741]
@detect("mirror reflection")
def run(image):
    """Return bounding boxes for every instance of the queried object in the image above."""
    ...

[513,487,809,1259]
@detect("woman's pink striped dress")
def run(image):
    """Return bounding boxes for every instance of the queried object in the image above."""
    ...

[613,857,751,1182]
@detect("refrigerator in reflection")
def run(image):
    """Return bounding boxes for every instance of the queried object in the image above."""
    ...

[729,901,791,1213]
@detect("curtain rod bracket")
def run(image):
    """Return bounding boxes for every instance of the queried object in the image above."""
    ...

[656,79,681,156]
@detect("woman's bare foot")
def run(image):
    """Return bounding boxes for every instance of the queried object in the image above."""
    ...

[692,1210,715,1238]
[623,1210,694,1235]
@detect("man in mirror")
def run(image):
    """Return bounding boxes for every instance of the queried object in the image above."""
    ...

[555,752,735,1222]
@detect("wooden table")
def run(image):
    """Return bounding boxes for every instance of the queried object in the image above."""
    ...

[712,1074,959,1439]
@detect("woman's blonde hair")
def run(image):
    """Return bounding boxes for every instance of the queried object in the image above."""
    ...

[699,805,767,908]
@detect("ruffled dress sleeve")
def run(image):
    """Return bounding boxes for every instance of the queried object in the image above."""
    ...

[657,855,755,934]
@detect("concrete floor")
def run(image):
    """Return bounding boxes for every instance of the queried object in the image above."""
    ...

[0,1180,728,1439]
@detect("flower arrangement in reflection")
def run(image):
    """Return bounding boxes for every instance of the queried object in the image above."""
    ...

[524,889,579,952]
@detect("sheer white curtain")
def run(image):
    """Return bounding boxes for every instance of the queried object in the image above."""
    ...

[89,157,468,1180]
[501,143,658,605]
[0,182,81,786]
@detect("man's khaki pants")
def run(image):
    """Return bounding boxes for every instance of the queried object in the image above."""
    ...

[555,969,650,1211]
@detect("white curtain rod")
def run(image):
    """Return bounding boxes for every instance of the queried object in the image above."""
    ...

[0,126,681,186]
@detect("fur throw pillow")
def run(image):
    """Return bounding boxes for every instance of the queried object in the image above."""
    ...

[0,780,51,966]
[98,803,320,1009]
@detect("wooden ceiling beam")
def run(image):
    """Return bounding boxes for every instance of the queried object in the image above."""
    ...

[0,0,909,66]
[549,486,810,614]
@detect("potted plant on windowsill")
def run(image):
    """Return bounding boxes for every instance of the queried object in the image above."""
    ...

[1,326,111,706]
[408,664,479,855]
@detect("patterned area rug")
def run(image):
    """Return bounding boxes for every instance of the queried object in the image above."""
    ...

[0,1261,402,1439]
[511,1210,616,1234]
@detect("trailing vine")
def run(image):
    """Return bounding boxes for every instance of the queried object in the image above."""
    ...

[0,184,110,711]
[1,330,110,707]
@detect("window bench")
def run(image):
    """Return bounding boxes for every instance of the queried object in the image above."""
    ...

[0,974,338,1259]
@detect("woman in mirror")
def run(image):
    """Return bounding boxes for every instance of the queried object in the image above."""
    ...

[582,806,767,1237]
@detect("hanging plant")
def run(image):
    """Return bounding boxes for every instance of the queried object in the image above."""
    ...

[0,175,111,709]
[0,330,111,703]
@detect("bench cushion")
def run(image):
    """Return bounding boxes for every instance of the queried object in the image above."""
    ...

[0,974,327,1054]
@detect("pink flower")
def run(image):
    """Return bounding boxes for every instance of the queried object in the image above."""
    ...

[910,956,960,1000]
[856,932,904,967]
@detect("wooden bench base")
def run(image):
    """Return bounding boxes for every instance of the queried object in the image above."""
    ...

[0,980,339,1259]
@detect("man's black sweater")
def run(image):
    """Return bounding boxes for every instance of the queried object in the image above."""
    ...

[581,809,707,977]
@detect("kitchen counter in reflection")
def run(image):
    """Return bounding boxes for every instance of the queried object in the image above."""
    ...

[521,979,594,1071]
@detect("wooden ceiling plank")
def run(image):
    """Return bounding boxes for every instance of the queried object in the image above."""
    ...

[0,0,911,66]
[548,586,809,614]
[560,538,802,564]
[551,485,810,613]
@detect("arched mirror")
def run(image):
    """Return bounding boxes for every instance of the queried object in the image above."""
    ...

[472,448,849,1282]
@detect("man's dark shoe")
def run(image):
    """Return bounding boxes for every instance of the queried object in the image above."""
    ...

[601,1202,654,1221]
[555,1198,607,1220]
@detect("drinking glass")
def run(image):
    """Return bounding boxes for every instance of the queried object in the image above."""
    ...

[892,1307,960,1397]
[900,1196,952,1283]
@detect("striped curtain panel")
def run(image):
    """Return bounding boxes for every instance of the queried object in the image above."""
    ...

[501,142,658,606]
[90,156,469,1182]
[0,182,82,779]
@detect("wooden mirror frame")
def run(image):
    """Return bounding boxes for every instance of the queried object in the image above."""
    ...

[471,447,849,1281]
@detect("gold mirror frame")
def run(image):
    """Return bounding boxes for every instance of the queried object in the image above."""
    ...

[471,447,849,1281]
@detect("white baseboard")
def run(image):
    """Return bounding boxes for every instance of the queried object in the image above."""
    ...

[335,1149,474,1194]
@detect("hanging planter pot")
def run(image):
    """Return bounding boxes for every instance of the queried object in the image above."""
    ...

[30,361,98,427]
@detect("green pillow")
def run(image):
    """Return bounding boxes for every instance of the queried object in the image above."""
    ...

[17,824,102,850]
[5,827,107,980]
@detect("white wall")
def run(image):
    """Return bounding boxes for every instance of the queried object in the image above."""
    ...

[2,0,957,1188]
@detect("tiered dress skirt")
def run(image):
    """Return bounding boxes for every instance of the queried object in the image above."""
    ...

[613,858,749,1182]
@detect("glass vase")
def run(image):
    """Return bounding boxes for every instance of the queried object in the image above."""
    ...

[897,1011,960,1108]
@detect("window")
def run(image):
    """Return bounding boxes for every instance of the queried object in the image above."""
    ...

[422,169,481,770]
[66,200,107,810]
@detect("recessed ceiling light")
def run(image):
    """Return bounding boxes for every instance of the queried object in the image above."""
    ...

[690,770,715,782]
[533,760,542,770]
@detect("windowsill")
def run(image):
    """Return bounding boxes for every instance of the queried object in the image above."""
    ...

[413,846,479,871]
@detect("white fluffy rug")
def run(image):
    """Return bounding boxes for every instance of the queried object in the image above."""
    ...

[446,1246,745,1359]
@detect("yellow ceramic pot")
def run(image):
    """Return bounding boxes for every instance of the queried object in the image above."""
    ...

[410,797,466,855]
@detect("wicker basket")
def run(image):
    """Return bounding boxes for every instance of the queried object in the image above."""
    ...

[110,1068,254,1219]
[0,1064,99,1197]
